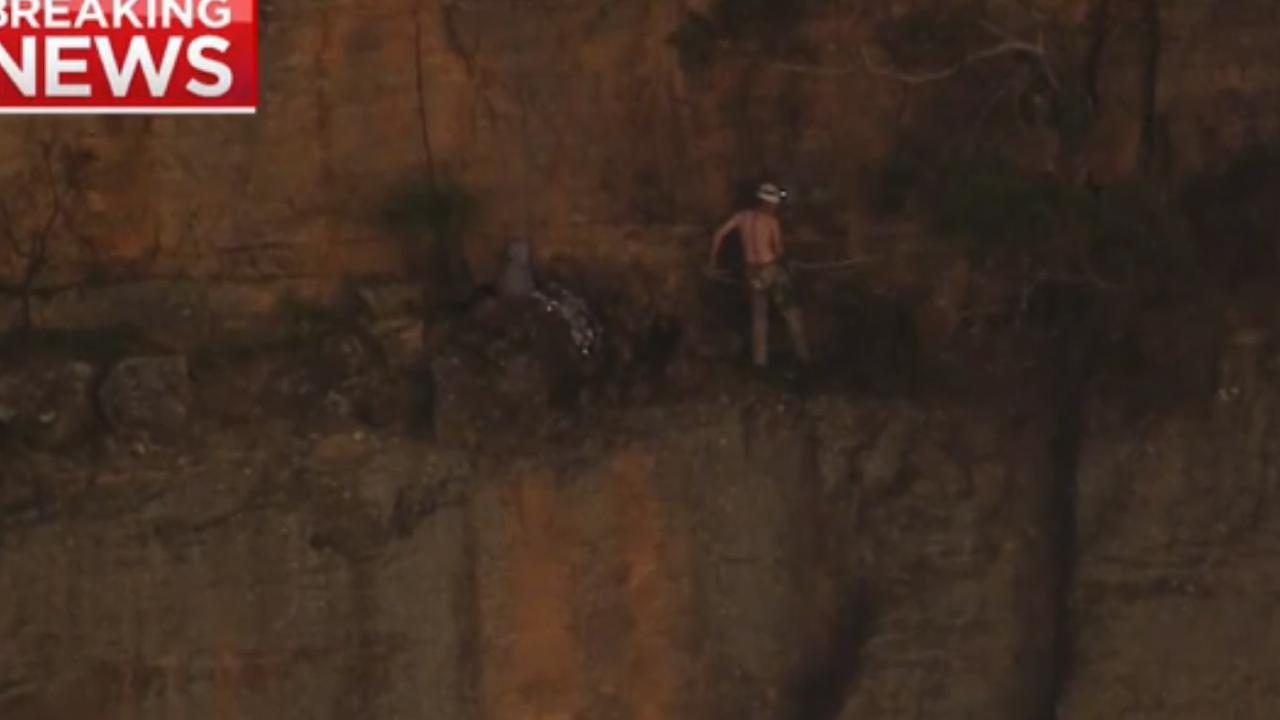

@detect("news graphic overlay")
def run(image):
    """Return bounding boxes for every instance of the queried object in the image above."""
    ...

[0,0,257,113]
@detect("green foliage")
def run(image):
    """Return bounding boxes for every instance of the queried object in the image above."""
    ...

[919,158,1191,282]
[869,148,927,215]
[1184,144,1280,248]
[0,326,160,362]
[380,177,479,299]
[277,290,349,341]
[1052,87,1095,149]
[382,178,477,248]
[932,162,1092,253]
[1091,183,1192,276]
[871,6,991,72]
[669,12,719,73]
[1182,143,1280,280]
[668,0,826,72]
[709,0,821,35]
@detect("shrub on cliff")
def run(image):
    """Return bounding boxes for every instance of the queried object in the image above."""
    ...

[918,157,1192,289]
[933,161,1093,255]
[381,178,478,302]
[669,0,826,72]
[1090,182,1193,282]
[1183,143,1280,283]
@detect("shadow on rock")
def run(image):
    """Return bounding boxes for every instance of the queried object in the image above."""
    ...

[782,587,881,720]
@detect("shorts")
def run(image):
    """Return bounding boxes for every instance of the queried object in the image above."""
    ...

[746,263,796,309]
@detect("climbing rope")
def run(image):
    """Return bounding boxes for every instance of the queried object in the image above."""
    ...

[789,255,882,271]
[702,254,883,284]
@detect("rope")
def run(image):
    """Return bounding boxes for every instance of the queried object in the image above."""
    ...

[702,255,882,283]
[790,255,882,271]
[702,268,743,285]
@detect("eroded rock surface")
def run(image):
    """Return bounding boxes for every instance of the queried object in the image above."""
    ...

[0,0,1274,343]
[0,359,95,448]
[2,329,1280,719]
[2,0,1280,716]
[98,356,192,440]
[431,296,597,448]
[0,385,1056,720]
[1067,390,1280,718]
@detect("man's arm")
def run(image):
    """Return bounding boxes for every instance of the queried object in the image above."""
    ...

[770,217,784,260]
[709,213,741,267]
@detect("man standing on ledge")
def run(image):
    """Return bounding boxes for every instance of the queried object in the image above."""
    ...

[709,182,811,369]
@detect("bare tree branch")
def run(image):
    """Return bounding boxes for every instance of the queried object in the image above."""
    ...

[957,70,1031,155]
[861,13,1061,93]
[861,41,1036,84]
[0,138,80,330]
[980,18,1061,92]
[761,59,863,77]
[36,141,64,251]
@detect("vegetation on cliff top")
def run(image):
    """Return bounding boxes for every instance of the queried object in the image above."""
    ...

[381,177,479,303]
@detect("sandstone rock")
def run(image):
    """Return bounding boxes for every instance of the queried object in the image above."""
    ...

[431,298,586,448]
[355,283,424,320]
[0,296,21,332]
[356,377,427,429]
[308,431,376,467]
[369,318,425,370]
[316,333,371,382]
[257,330,399,431]
[28,279,347,346]
[0,360,96,448]
[433,344,552,449]
[98,356,192,439]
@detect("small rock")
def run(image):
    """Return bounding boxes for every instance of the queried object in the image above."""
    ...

[354,377,424,429]
[318,334,369,381]
[309,432,373,465]
[370,318,426,369]
[355,283,424,320]
[99,356,192,440]
[432,343,552,449]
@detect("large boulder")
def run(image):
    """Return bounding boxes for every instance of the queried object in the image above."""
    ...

[98,356,192,439]
[433,343,551,449]
[0,360,96,448]
[431,297,595,448]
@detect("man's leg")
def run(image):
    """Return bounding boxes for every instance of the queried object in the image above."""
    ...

[782,306,811,363]
[771,269,811,364]
[751,290,769,367]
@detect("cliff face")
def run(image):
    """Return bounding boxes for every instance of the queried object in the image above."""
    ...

[6,366,1280,720]
[2,387,1060,720]
[3,2,1280,718]
[0,0,1277,336]
[1067,388,1280,718]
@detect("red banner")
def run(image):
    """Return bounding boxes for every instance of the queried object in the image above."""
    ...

[0,0,256,113]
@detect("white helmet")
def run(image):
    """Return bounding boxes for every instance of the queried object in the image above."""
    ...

[757,182,785,204]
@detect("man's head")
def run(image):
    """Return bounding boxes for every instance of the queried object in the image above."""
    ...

[756,182,785,211]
